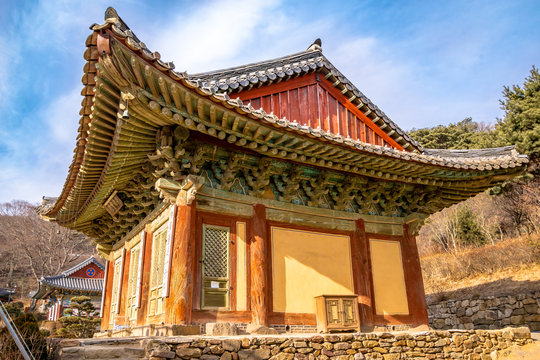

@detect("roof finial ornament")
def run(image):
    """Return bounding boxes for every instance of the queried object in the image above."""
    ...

[307,38,322,52]
[105,7,119,21]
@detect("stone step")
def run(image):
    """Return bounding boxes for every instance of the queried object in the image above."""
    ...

[59,345,145,360]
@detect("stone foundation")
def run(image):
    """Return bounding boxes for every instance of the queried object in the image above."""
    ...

[57,327,533,360]
[428,291,540,331]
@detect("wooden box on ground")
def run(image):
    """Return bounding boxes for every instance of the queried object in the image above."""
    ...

[315,295,360,333]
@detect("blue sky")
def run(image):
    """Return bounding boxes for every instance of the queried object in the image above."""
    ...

[0,0,538,203]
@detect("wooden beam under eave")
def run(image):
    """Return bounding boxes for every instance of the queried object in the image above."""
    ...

[170,85,185,111]
[144,65,161,99]
[158,77,173,106]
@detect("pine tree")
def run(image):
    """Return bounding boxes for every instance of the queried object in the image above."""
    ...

[495,66,540,157]
[456,207,487,247]
[56,296,100,338]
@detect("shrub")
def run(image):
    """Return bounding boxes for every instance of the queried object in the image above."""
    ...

[0,313,48,359]
[56,296,100,338]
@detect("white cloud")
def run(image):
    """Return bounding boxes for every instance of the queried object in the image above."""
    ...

[147,0,283,72]
[0,86,81,203]
[44,88,82,145]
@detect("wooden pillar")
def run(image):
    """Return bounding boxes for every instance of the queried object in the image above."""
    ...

[352,219,374,329]
[137,228,153,326]
[100,261,115,329]
[402,224,429,325]
[166,201,197,324]
[117,250,131,326]
[250,204,269,326]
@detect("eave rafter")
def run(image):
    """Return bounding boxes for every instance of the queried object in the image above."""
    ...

[40,10,528,253]
[102,38,523,192]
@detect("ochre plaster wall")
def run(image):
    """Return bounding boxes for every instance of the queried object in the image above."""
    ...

[271,227,354,313]
[369,239,409,315]
[236,222,248,311]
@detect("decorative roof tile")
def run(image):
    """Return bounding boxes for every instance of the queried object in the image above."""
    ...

[40,276,103,293]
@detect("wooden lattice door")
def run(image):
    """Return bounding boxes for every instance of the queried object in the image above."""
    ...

[126,243,141,323]
[201,224,230,309]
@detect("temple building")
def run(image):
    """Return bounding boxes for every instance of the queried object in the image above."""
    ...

[39,8,527,335]
[32,257,105,321]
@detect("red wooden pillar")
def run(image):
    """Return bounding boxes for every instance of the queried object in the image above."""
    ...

[250,204,268,326]
[137,228,153,326]
[166,201,197,324]
[100,261,115,329]
[402,224,429,325]
[352,219,374,329]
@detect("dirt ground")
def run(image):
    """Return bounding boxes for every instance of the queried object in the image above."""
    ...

[498,341,540,359]
[426,263,540,304]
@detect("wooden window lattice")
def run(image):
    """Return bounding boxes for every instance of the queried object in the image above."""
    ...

[202,226,229,278]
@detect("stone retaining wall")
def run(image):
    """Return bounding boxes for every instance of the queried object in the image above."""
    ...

[143,328,533,360]
[428,291,540,331]
[58,327,532,360]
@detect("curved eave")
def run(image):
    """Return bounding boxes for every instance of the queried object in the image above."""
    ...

[41,8,528,232]
[195,54,422,152]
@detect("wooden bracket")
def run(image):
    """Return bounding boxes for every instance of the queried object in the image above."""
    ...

[155,175,205,205]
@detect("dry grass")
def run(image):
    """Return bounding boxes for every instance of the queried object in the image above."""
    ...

[421,233,540,301]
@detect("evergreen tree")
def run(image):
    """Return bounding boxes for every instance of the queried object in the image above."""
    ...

[408,118,495,150]
[456,207,487,247]
[56,296,100,338]
[495,66,540,157]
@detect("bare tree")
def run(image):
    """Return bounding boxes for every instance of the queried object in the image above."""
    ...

[0,201,95,288]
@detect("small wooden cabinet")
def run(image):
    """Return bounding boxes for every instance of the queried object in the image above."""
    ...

[315,295,360,333]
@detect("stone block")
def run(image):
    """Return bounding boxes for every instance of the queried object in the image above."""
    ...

[206,322,239,336]
[176,347,203,358]
[222,339,242,352]
[510,326,530,339]
[246,324,278,335]
[270,354,294,360]
[238,348,271,360]
[510,315,523,325]
[172,324,200,335]
[220,352,232,360]
[151,350,176,358]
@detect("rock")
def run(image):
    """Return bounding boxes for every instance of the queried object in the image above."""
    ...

[201,356,220,360]
[222,339,242,352]
[334,342,351,350]
[238,348,271,360]
[510,315,523,324]
[176,347,203,358]
[270,354,294,360]
[372,347,388,354]
[354,353,365,360]
[510,326,530,339]
[151,350,176,358]
[246,324,278,335]
[220,352,232,360]
[206,323,239,336]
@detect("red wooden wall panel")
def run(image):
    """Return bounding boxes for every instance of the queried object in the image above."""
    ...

[70,263,105,279]
[237,74,404,150]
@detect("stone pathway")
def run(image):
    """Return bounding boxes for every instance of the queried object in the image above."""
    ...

[56,338,146,359]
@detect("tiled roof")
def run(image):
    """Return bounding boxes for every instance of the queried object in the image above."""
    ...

[61,256,105,277]
[39,276,103,293]
[85,10,527,171]
[32,258,104,299]
[36,7,528,248]
[422,146,519,158]
[191,44,421,151]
